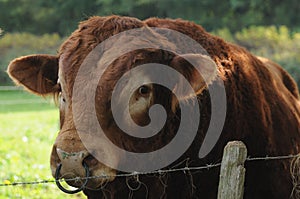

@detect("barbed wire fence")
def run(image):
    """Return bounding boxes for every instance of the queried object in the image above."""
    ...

[0,154,299,188]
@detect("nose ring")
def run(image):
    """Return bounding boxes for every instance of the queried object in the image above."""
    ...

[55,162,90,194]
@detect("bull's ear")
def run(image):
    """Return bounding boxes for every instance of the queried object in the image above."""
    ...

[170,53,217,94]
[7,54,59,95]
[169,54,217,111]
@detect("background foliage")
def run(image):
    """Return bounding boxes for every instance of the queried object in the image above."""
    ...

[1,0,300,35]
[0,0,299,86]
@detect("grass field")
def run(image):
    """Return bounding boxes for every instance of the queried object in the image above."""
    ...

[0,90,85,199]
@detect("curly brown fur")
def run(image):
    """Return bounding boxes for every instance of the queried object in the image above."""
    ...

[7,16,300,199]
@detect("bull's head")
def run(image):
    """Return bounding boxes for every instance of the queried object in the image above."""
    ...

[7,16,218,192]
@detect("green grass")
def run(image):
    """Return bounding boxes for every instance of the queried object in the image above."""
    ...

[0,90,85,198]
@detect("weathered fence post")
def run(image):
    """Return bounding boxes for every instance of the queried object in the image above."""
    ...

[217,141,247,199]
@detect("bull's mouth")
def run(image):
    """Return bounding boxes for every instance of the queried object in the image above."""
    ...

[51,147,118,193]
[54,162,116,194]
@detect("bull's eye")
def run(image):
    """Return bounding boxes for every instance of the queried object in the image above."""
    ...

[59,92,66,103]
[138,85,150,96]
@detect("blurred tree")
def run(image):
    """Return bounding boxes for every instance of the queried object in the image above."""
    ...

[0,0,100,35]
[0,0,299,36]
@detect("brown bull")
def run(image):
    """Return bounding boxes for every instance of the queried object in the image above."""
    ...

[7,15,300,198]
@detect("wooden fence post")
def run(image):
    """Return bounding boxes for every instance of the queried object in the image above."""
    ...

[217,141,247,199]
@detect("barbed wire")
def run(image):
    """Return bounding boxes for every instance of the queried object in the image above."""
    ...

[246,154,300,161]
[0,163,221,187]
[1,154,299,188]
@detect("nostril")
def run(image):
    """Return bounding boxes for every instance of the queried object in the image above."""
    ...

[51,146,61,166]
[54,149,91,178]
[83,154,98,167]
[50,146,62,177]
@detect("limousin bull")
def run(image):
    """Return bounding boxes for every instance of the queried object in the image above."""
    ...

[7,16,300,198]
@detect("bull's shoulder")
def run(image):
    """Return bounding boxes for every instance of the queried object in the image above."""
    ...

[257,56,300,99]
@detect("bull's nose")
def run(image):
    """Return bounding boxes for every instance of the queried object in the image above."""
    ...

[56,148,90,177]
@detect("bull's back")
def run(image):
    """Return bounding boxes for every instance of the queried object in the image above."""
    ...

[257,56,300,99]
[146,18,300,198]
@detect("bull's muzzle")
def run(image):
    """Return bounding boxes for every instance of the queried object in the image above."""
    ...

[55,148,91,194]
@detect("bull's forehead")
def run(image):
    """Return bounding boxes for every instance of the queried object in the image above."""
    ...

[57,29,178,100]
[58,54,71,91]
[58,56,66,86]
[58,50,93,92]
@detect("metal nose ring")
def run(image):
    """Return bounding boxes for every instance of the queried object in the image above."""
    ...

[55,162,90,194]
